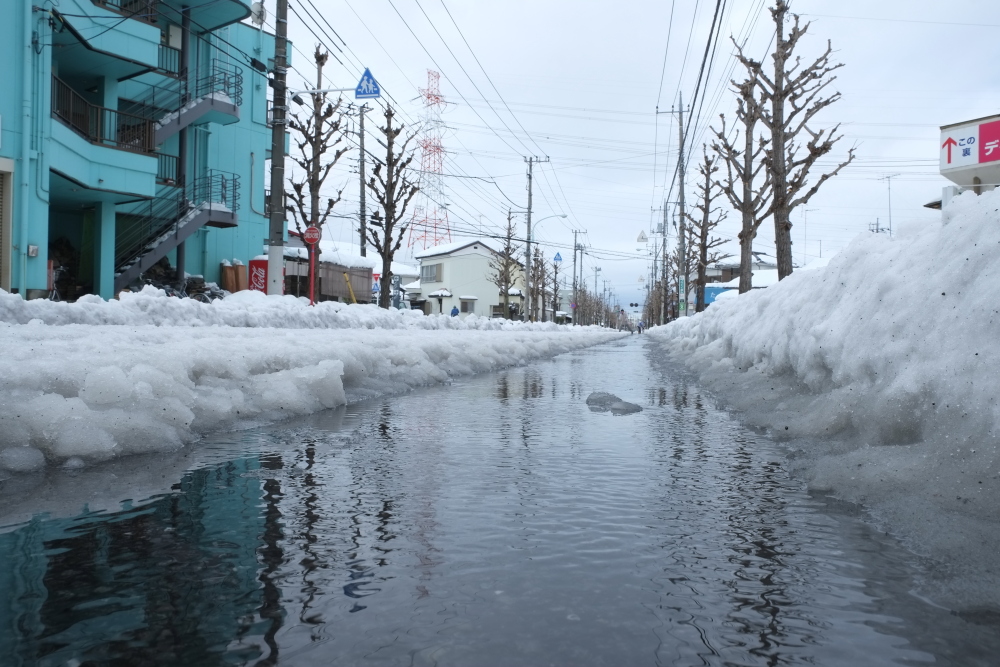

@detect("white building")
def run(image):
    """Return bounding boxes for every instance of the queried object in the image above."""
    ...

[404,240,525,318]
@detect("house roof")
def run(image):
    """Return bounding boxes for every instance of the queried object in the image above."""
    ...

[414,238,498,259]
[428,288,453,298]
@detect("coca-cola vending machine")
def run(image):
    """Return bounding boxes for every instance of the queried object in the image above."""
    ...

[248,259,269,292]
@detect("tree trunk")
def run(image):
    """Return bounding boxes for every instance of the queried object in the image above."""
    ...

[738,226,755,294]
[770,2,793,280]
[378,260,392,309]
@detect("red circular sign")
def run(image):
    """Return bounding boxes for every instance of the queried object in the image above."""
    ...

[303,226,322,244]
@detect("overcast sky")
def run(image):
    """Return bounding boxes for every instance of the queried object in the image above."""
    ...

[270,0,1000,307]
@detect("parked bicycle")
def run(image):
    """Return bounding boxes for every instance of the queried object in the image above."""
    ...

[47,265,66,301]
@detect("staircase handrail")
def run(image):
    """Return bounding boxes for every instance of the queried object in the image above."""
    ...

[114,170,241,274]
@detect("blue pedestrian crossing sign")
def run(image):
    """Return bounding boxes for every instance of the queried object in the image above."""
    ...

[356,69,381,99]
[553,252,563,263]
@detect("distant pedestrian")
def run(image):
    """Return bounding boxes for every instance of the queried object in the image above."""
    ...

[450,305,460,317]
[638,321,644,334]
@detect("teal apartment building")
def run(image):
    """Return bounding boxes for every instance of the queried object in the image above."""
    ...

[1,0,281,299]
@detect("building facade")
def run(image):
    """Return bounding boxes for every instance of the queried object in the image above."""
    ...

[407,240,525,318]
[0,0,279,299]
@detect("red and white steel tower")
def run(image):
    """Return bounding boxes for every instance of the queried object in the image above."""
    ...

[407,70,452,250]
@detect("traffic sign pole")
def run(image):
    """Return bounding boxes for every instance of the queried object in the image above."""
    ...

[303,226,321,306]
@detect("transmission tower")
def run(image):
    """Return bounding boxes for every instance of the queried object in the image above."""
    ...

[408,70,452,250]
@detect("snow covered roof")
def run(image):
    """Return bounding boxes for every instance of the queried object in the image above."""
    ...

[458,295,478,300]
[508,287,524,296]
[428,288,453,298]
[720,269,780,289]
[403,280,420,291]
[414,238,497,259]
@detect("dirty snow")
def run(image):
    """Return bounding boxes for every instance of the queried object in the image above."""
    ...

[648,188,1000,607]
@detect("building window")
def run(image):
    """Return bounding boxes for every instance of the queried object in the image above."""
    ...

[421,263,442,283]
[461,300,476,313]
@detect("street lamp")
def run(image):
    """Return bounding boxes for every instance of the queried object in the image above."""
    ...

[289,87,354,105]
[525,213,566,321]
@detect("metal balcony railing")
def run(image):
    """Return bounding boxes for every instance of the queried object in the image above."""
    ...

[155,153,179,184]
[52,76,154,154]
[158,44,181,76]
[92,0,159,25]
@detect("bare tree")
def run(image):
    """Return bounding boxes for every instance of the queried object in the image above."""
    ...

[286,49,349,298]
[366,105,419,309]
[685,149,732,312]
[488,210,522,319]
[712,75,770,293]
[734,1,855,279]
[672,221,700,314]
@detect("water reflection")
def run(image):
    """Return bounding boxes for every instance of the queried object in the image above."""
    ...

[0,340,992,665]
[0,460,271,665]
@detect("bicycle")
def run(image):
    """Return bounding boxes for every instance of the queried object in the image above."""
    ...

[47,266,66,301]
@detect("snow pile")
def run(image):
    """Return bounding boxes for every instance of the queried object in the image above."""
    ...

[0,287,576,330]
[648,188,1000,605]
[0,323,621,473]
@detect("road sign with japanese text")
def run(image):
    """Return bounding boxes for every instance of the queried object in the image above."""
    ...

[940,114,1000,187]
[303,226,321,244]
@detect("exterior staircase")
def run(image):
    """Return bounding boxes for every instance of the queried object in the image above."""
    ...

[114,171,240,291]
[121,59,243,146]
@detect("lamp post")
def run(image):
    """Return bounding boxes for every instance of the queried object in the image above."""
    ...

[525,213,566,321]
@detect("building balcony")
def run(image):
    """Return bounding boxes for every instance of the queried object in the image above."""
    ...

[52,76,155,154]
[93,0,252,32]
[50,76,158,198]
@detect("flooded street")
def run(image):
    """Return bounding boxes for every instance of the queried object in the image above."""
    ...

[1,337,997,666]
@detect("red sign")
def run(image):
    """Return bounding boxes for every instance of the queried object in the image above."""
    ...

[249,259,268,292]
[980,120,1000,164]
[303,226,322,244]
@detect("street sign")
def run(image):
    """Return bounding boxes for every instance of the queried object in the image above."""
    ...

[553,252,562,263]
[355,68,381,99]
[303,226,321,244]
[940,114,1000,187]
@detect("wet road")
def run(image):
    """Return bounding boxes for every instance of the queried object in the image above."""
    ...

[1,337,997,666]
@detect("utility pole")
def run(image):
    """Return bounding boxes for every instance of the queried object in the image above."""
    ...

[675,93,688,317]
[358,104,369,256]
[523,155,549,320]
[661,201,668,324]
[571,230,578,325]
[592,266,601,326]
[266,0,290,295]
[880,173,900,237]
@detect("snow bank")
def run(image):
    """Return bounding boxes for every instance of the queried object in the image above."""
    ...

[0,287,570,330]
[648,189,1000,607]
[0,288,621,473]
[0,318,621,473]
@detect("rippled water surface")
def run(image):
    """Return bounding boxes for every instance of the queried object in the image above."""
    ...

[2,338,997,666]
